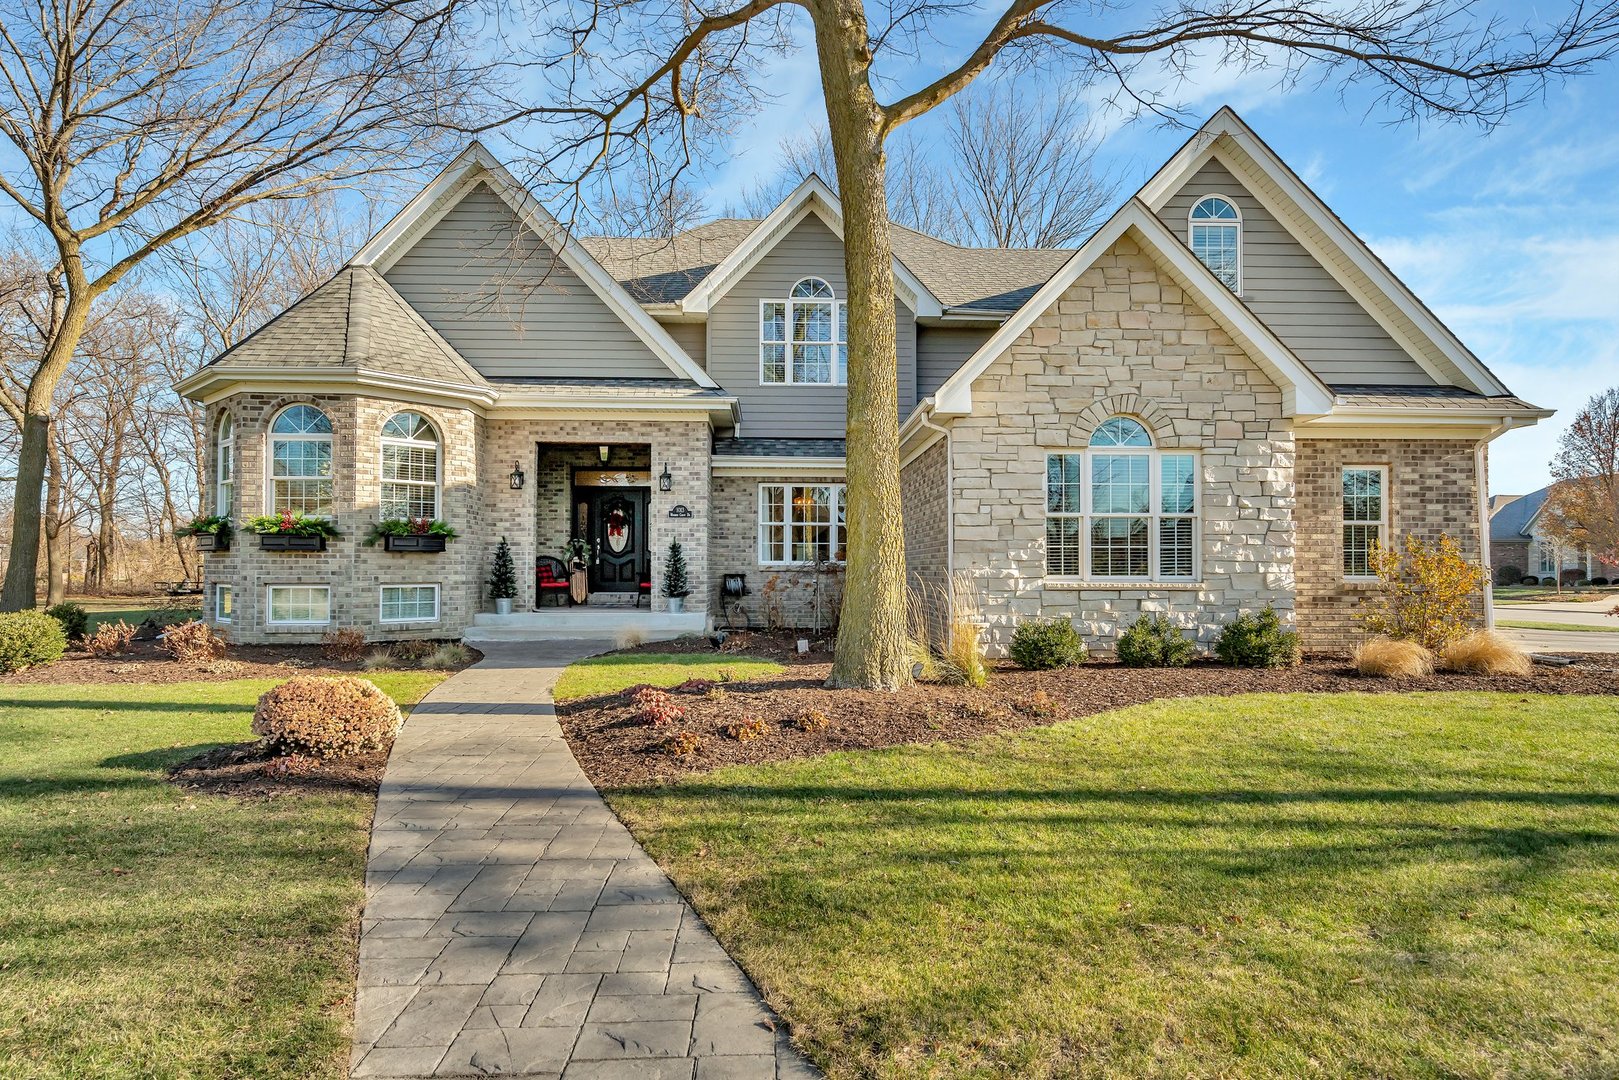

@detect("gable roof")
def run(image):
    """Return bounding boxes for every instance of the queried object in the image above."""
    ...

[928,199,1337,417]
[676,176,944,318]
[1136,107,1508,396]
[1490,484,1553,542]
[175,265,495,404]
[351,143,717,388]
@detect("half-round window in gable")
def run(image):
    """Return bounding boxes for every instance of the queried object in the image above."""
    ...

[1189,195,1241,293]
[380,410,440,520]
[1089,416,1153,447]
[268,404,333,516]
[791,277,834,299]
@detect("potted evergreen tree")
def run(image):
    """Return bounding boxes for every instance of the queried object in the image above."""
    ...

[488,537,517,615]
[663,539,690,613]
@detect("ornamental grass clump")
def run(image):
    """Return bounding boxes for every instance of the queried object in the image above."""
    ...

[1352,637,1435,679]
[252,676,402,758]
[1440,631,1533,676]
[161,620,227,662]
[1214,606,1300,668]
[1009,618,1088,670]
[422,643,473,670]
[1115,614,1195,668]
[0,610,67,673]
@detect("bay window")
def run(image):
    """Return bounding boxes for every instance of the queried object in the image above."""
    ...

[269,404,333,517]
[380,411,439,520]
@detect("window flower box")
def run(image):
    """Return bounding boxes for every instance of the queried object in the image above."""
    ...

[260,533,328,552]
[383,533,447,554]
[194,532,229,553]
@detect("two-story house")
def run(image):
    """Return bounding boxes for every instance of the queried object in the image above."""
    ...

[176,107,1550,653]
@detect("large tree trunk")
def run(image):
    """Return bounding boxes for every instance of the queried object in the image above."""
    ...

[813,0,911,690]
[43,426,68,607]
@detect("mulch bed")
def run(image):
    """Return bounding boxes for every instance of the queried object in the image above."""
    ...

[2,640,481,685]
[561,636,1619,790]
[169,741,393,799]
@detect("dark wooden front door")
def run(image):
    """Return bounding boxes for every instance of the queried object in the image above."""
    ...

[580,488,649,593]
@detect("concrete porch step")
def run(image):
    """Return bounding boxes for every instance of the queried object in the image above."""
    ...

[465,608,708,643]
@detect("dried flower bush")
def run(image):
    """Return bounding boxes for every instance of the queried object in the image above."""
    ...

[321,627,368,663]
[675,678,716,693]
[1018,690,1063,718]
[251,676,402,757]
[85,619,137,658]
[794,709,830,733]
[723,717,770,742]
[161,620,227,662]
[661,730,702,757]
[632,687,685,727]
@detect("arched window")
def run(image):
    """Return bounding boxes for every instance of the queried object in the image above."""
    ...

[268,404,333,517]
[1189,196,1241,292]
[1045,416,1199,581]
[761,276,847,385]
[380,411,440,520]
[214,412,235,516]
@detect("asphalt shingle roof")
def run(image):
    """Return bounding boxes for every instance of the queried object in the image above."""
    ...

[713,437,846,458]
[1489,484,1552,542]
[1330,384,1543,412]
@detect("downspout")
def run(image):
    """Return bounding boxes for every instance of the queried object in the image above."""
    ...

[914,400,955,631]
[1476,419,1510,630]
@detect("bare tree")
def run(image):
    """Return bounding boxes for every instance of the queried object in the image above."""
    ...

[947,83,1117,247]
[0,0,480,609]
[1545,387,1619,568]
[588,161,711,237]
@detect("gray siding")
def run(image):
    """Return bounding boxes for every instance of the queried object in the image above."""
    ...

[384,183,672,379]
[1159,162,1433,385]
[708,214,916,438]
[917,325,993,398]
[658,319,707,368]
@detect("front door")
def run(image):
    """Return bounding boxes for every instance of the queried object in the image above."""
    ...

[580,488,649,593]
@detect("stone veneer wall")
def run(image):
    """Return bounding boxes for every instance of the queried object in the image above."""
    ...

[947,234,1296,656]
[480,417,712,615]
[900,437,949,644]
[201,393,481,644]
[1294,437,1486,652]
[709,474,846,631]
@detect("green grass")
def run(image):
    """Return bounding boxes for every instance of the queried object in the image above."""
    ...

[65,597,202,633]
[1497,619,1619,633]
[0,671,448,1079]
[610,692,1619,1079]
[1494,585,1619,604]
[552,651,785,702]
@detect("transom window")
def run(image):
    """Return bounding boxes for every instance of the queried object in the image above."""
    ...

[759,483,847,564]
[380,584,439,623]
[1189,195,1241,292]
[1341,466,1388,579]
[761,277,847,385]
[266,585,330,625]
[269,404,333,517]
[1045,418,1198,580]
[380,411,439,520]
[215,413,235,516]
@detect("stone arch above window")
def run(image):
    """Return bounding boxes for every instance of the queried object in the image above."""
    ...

[1073,397,1176,447]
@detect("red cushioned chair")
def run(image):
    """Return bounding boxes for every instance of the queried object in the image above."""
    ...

[536,556,572,607]
[637,578,652,608]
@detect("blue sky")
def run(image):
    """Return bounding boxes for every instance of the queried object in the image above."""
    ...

[681,31,1619,499]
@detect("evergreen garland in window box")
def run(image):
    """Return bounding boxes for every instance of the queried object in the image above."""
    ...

[177,514,232,552]
[246,511,341,552]
[364,518,458,553]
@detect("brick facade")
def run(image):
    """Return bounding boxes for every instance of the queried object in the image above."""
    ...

[900,437,949,643]
[709,474,846,631]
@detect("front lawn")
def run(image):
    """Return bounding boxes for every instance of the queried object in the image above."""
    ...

[553,650,784,702]
[0,672,447,1079]
[1497,619,1619,633]
[610,691,1619,1078]
[1494,585,1619,604]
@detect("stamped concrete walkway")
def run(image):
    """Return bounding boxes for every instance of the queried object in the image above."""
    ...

[353,641,817,1079]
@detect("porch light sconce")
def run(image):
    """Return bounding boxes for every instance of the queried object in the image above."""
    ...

[658,463,673,492]
[509,462,525,490]
[598,445,610,465]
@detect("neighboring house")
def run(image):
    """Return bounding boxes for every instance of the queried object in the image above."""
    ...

[1489,485,1619,582]
[176,107,1551,653]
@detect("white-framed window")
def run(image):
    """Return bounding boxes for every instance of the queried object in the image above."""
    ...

[1341,466,1388,580]
[266,584,331,626]
[268,404,333,517]
[215,584,233,623]
[761,277,847,385]
[380,411,439,520]
[215,412,235,516]
[1189,195,1241,292]
[758,483,847,564]
[380,583,440,623]
[1044,417,1199,581]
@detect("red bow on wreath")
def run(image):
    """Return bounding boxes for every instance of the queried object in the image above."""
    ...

[607,508,627,539]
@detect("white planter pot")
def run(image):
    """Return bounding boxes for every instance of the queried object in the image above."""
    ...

[494,597,513,615]
[667,596,685,614]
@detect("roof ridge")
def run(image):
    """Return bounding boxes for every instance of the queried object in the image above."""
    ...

[343,267,366,367]
[357,265,490,388]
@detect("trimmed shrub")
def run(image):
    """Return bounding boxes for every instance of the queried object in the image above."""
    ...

[1009,618,1087,670]
[1593,577,1612,586]
[1576,578,1593,588]
[321,627,368,663]
[85,619,137,658]
[1352,637,1435,678]
[0,610,68,673]
[45,602,88,642]
[1440,631,1532,676]
[161,620,227,662]
[1540,576,1557,586]
[252,676,402,757]
[1214,607,1300,668]
[1520,576,1539,586]
[1494,564,1523,587]
[1115,614,1196,668]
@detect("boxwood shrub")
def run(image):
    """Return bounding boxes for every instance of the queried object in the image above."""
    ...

[1214,606,1300,668]
[1009,618,1088,670]
[0,610,68,673]
[45,601,88,642]
[1116,614,1196,668]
